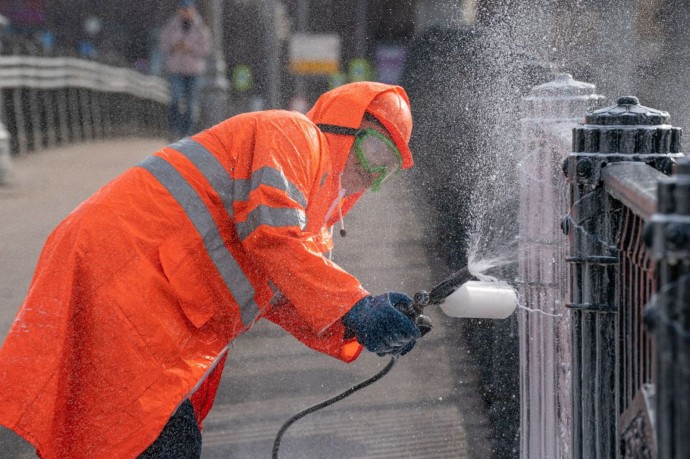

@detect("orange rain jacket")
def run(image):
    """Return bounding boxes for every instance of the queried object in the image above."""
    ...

[0,82,410,458]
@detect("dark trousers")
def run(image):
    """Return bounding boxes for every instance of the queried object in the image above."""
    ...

[138,399,201,459]
[168,74,202,141]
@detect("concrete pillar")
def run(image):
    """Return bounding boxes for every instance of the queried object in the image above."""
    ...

[518,73,603,459]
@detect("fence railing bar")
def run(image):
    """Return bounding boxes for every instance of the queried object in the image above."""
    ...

[601,162,664,221]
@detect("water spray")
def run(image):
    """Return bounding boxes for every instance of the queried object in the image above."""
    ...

[272,265,518,458]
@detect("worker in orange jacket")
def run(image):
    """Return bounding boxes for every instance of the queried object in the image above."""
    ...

[0,81,420,458]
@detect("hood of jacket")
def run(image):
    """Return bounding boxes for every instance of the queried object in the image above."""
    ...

[307,81,412,178]
[306,81,413,221]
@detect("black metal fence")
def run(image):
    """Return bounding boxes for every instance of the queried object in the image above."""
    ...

[562,96,686,458]
[645,157,690,459]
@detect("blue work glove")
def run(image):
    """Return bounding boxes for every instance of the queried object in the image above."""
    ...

[342,292,421,356]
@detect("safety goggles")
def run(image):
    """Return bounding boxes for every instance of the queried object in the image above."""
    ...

[352,128,402,192]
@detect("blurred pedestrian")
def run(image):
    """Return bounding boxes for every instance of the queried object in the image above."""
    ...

[0,82,419,458]
[159,0,211,141]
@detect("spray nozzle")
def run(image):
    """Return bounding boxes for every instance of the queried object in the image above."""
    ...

[413,290,430,306]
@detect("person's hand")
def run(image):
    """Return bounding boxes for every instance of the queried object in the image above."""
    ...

[342,292,421,356]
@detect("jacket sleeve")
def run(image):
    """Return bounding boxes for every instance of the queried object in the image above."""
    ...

[237,118,369,335]
[263,296,363,362]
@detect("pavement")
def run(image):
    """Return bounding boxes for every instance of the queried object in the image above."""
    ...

[0,138,493,458]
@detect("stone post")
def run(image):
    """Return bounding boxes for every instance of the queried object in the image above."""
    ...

[518,73,603,458]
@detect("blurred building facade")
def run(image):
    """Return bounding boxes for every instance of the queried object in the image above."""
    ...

[1,1,685,126]
[0,0,686,118]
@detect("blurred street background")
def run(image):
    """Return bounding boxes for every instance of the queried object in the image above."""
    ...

[1,1,690,457]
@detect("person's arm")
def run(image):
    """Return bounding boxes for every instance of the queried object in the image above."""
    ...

[263,295,363,362]
[237,119,368,335]
[238,118,420,359]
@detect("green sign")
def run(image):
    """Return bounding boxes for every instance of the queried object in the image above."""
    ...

[233,65,253,92]
[348,58,373,82]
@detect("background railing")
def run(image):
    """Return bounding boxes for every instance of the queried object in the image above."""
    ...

[601,162,658,435]
[0,54,169,185]
[0,55,169,155]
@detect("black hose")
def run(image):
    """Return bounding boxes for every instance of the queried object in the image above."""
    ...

[271,356,398,459]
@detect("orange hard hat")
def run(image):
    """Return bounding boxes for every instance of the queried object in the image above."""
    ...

[365,89,414,169]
